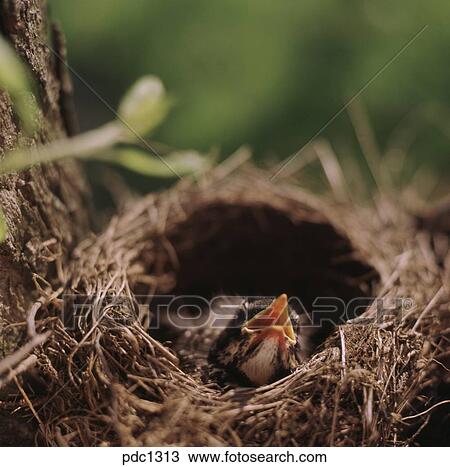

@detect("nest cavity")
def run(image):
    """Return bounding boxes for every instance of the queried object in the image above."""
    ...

[6,165,450,446]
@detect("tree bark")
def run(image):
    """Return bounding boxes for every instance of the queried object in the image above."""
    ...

[0,0,91,444]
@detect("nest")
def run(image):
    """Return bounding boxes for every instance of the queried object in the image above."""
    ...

[3,160,450,446]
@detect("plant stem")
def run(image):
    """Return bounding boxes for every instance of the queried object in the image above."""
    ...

[0,121,124,174]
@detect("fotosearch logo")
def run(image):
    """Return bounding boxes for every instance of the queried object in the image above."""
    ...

[61,294,415,331]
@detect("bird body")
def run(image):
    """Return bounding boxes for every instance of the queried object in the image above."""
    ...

[208,294,303,386]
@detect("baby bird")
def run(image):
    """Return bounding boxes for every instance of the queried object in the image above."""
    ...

[208,294,303,386]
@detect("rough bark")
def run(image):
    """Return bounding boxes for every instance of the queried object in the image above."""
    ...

[0,0,91,352]
[0,0,91,444]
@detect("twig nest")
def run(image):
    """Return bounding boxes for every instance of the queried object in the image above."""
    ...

[13,165,449,446]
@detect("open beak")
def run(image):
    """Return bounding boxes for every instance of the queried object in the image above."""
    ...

[243,294,296,343]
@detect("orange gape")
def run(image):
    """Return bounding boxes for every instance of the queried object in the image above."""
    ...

[244,294,296,343]
[245,294,288,330]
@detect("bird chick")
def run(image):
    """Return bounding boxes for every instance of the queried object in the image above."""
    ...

[208,294,302,386]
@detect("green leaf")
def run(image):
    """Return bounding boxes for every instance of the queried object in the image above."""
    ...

[0,38,29,92]
[0,208,7,243]
[0,37,39,135]
[0,122,123,175]
[97,147,212,178]
[117,76,171,140]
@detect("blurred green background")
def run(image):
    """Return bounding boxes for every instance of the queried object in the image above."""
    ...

[50,0,450,186]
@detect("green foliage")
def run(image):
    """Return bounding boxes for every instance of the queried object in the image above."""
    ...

[117,76,171,139]
[98,147,211,178]
[0,75,210,181]
[51,0,450,174]
[0,72,209,241]
[0,36,39,135]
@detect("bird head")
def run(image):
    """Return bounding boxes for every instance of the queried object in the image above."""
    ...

[208,294,301,386]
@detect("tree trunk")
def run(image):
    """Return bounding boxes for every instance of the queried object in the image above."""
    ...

[0,0,91,444]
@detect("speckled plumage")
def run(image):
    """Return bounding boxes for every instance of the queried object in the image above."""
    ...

[208,296,304,386]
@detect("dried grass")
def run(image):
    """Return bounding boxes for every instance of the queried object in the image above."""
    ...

[1,157,449,446]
